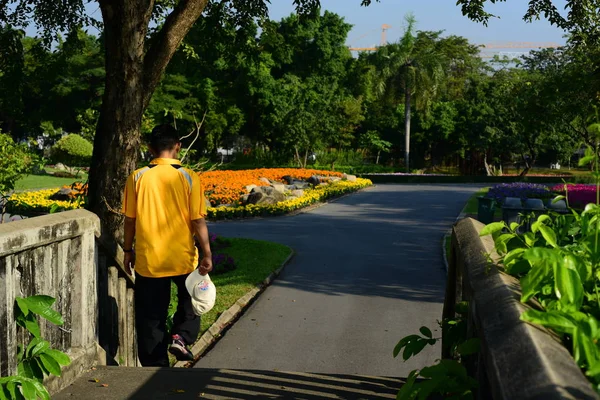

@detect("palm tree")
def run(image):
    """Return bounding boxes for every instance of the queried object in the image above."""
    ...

[374,14,445,172]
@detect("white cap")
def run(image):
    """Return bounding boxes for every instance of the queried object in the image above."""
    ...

[185,271,216,316]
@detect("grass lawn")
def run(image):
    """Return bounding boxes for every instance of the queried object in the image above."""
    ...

[15,170,88,191]
[167,237,292,362]
[462,188,489,215]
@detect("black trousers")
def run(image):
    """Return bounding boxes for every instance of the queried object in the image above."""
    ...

[135,273,200,367]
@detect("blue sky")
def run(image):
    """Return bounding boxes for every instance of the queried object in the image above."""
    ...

[25,0,568,52]
[268,0,568,50]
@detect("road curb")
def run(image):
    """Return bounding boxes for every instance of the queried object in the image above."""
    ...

[175,248,296,368]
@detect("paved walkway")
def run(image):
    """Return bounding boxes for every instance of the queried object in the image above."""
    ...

[55,184,478,399]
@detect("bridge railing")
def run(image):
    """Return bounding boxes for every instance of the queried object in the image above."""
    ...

[0,210,138,395]
[443,218,598,400]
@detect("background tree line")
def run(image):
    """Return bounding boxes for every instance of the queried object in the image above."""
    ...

[0,9,597,176]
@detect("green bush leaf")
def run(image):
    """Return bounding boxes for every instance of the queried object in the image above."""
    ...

[554,263,584,310]
[44,349,71,367]
[539,225,558,248]
[22,296,63,326]
[521,263,552,302]
[39,354,61,377]
[521,310,576,335]
[397,370,419,400]
[394,335,420,358]
[479,222,505,237]
[457,338,480,356]
[419,327,432,338]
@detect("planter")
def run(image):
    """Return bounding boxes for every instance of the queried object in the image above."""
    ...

[477,196,496,224]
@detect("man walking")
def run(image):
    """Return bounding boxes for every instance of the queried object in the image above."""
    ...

[122,124,213,366]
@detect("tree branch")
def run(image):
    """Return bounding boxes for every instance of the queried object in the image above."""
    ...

[142,0,209,110]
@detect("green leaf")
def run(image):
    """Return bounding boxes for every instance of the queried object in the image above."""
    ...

[554,263,584,310]
[29,380,50,400]
[539,225,558,248]
[33,358,48,380]
[479,222,505,237]
[6,382,22,400]
[521,310,576,335]
[419,326,432,338]
[20,380,36,400]
[521,263,552,302]
[457,338,480,356]
[564,254,592,284]
[510,222,520,232]
[30,340,50,358]
[24,316,41,339]
[394,335,420,358]
[44,349,71,367]
[14,298,29,317]
[39,354,61,377]
[573,326,599,367]
[21,296,63,326]
[552,195,566,203]
[25,338,42,358]
[397,370,419,400]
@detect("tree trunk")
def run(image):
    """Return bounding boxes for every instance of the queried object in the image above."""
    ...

[404,87,411,173]
[88,0,209,244]
[376,150,380,165]
[88,1,150,244]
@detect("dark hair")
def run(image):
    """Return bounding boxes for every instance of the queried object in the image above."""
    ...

[149,124,180,153]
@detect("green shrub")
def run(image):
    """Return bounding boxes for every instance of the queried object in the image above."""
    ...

[0,133,40,195]
[51,134,93,170]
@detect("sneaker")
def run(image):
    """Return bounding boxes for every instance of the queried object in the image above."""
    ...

[169,334,194,361]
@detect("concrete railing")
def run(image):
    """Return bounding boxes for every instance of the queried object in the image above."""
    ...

[0,209,138,394]
[443,218,599,400]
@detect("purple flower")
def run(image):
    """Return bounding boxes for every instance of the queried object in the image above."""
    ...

[486,183,552,205]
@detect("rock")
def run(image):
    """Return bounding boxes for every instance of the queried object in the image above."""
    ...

[258,177,270,185]
[246,189,286,205]
[330,177,342,182]
[282,175,294,185]
[49,188,74,201]
[240,194,250,205]
[343,173,357,182]
[245,184,257,193]
[285,185,297,191]
[247,191,264,205]
[307,175,321,186]
[271,182,286,193]
[54,163,67,171]
[253,186,275,196]
[291,189,305,198]
[293,182,311,190]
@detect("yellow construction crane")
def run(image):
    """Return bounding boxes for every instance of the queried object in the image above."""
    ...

[347,26,562,56]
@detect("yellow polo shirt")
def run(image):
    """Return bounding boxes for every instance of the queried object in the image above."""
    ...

[122,158,207,278]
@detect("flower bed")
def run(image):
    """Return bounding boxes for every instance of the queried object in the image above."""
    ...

[551,184,598,209]
[200,168,343,206]
[206,178,372,219]
[485,182,553,205]
[6,169,370,220]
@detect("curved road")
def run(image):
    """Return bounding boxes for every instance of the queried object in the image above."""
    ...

[196,184,479,378]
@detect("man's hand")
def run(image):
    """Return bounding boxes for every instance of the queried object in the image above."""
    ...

[198,256,213,275]
[124,252,135,275]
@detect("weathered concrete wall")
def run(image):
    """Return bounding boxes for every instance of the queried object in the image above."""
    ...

[444,218,599,400]
[0,210,99,391]
[0,209,138,394]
